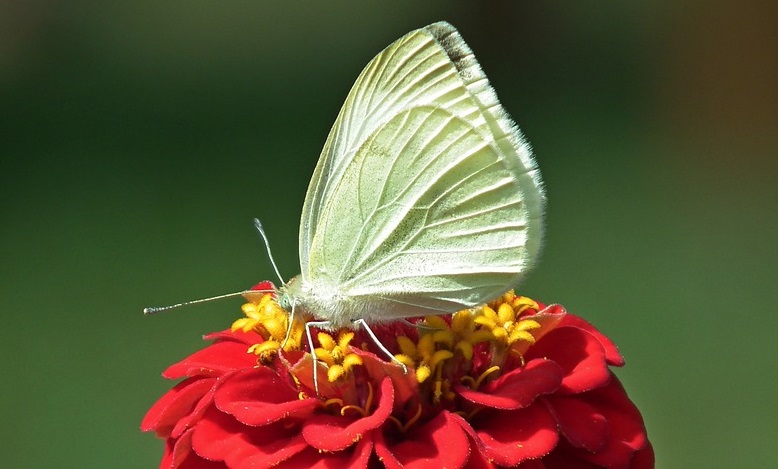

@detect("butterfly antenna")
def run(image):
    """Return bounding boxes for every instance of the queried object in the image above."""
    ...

[254,218,285,285]
[143,291,249,315]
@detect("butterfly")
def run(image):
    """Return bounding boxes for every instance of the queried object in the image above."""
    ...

[143,22,546,393]
[275,21,545,331]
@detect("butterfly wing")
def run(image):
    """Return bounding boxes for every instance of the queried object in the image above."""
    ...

[297,22,544,320]
[300,22,544,270]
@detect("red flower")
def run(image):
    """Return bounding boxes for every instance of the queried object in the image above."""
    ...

[142,288,653,468]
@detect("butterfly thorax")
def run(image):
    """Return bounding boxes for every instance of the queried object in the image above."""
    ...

[278,275,369,329]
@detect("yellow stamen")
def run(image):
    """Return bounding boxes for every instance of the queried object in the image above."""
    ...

[471,299,541,349]
[387,416,403,432]
[232,294,305,353]
[248,341,281,356]
[393,353,415,369]
[310,330,363,382]
[422,316,448,329]
[340,404,367,418]
[455,341,474,360]
[497,303,515,323]
[327,364,346,382]
[451,311,473,334]
[460,375,476,388]
[324,398,344,409]
[314,347,335,366]
[432,329,454,348]
[393,331,453,384]
[429,349,454,370]
[396,336,417,357]
[473,365,502,389]
[339,381,374,417]
[433,379,443,404]
[387,403,424,433]
[338,331,355,349]
[405,402,423,429]
[317,332,337,351]
[513,296,539,314]
[342,353,363,370]
[466,406,484,421]
[416,365,432,383]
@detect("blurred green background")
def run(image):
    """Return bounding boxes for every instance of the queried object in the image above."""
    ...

[2,1,776,467]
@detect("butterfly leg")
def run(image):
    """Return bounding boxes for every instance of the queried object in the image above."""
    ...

[304,320,331,396]
[399,318,442,331]
[353,319,408,375]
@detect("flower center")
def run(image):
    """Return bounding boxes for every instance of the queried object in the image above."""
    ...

[232,290,542,430]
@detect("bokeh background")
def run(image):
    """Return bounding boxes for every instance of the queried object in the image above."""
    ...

[2,1,776,467]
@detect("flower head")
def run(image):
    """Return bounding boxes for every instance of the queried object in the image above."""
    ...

[142,284,653,468]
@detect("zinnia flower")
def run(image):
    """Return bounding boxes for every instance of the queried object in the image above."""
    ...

[142,282,653,468]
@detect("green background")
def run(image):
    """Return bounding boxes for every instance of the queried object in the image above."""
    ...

[2,1,776,467]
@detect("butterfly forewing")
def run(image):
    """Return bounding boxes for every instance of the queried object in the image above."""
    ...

[294,21,545,323]
[300,22,540,269]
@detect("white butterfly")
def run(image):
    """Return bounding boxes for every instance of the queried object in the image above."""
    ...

[277,21,545,330]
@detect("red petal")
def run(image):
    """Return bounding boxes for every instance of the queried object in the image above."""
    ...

[163,341,259,379]
[558,315,624,366]
[287,352,356,399]
[170,377,225,439]
[630,441,655,469]
[159,428,226,469]
[355,347,418,411]
[457,359,563,409]
[191,407,308,468]
[250,280,275,291]
[545,395,608,452]
[302,377,395,452]
[515,304,567,356]
[159,439,175,469]
[203,329,265,346]
[374,412,470,469]
[276,438,374,468]
[541,445,601,468]
[242,280,276,303]
[453,404,559,466]
[516,460,546,469]
[142,378,216,437]
[573,377,651,468]
[213,368,319,425]
[462,445,496,469]
[177,457,224,469]
[526,327,610,394]
[162,428,192,469]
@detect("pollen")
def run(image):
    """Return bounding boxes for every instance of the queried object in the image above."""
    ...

[232,293,304,352]
[248,340,283,364]
[394,333,453,384]
[449,310,495,359]
[474,292,541,349]
[314,331,363,382]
